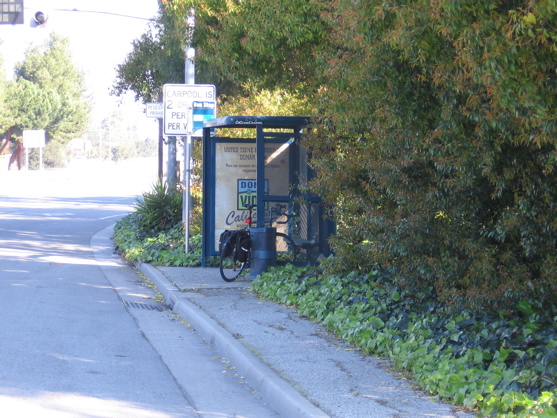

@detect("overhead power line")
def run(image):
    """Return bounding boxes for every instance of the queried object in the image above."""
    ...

[54,9,156,21]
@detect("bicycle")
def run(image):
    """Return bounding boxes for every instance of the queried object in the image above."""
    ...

[218,204,298,282]
[273,204,321,264]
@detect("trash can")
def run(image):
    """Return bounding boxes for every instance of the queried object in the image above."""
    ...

[250,227,276,279]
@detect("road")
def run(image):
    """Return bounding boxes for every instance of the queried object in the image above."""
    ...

[0,159,278,417]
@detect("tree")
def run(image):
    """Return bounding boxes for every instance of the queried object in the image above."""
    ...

[112,0,329,102]
[0,39,11,130]
[0,33,90,169]
[191,0,557,313]
[305,0,557,313]
[0,40,18,164]
[15,33,90,145]
[112,24,183,103]
[115,0,557,314]
[87,109,157,161]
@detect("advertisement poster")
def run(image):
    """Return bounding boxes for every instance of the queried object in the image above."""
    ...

[213,141,290,251]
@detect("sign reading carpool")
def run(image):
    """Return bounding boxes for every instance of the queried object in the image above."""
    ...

[163,84,216,135]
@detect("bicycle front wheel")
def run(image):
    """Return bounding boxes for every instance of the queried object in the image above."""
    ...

[219,252,246,282]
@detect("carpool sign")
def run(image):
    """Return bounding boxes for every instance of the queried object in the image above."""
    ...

[163,84,216,136]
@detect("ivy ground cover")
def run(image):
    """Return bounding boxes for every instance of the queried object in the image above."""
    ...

[251,265,557,417]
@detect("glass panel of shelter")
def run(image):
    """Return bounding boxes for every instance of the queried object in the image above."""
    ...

[262,133,322,263]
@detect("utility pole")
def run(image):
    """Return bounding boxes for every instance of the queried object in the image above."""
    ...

[167,137,177,185]
[155,93,164,180]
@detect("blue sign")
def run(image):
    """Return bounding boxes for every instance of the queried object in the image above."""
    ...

[192,101,216,136]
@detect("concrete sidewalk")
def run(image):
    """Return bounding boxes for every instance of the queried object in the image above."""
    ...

[136,263,474,418]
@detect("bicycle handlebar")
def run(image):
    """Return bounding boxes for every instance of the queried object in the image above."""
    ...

[244,203,297,226]
[274,204,296,224]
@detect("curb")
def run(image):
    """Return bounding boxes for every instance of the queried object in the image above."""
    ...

[135,262,328,418]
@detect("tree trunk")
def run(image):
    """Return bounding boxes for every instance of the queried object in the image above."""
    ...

[0,129,11,156]
[8,141,24,170]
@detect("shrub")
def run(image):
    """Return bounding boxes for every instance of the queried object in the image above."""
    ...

[306,0,557,316]
[113,212,218,267]
[252,266,557,416]
[28,140,69,169]
[134,181,183,233]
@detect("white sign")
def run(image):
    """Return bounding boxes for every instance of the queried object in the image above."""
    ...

[22,130,45,148]
[163,84,216,135]
[146,102,163,119]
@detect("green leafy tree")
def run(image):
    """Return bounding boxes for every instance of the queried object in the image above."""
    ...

[0,33,90,168]
[305,0,557,313]
[0,40,11,131]
[113,0,329,101]
[191,0,329,94]
[0,40,18,161]
[0,79,62,168]
[112,23,183,103]
[15,33,90,144]
[5,79,61,130]
[112,2,202,102]
[116,0,557,314]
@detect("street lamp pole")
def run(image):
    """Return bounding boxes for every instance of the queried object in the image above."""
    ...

[183,12,195,253]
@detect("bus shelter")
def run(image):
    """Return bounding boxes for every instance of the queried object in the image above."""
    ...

[201,116,334,270]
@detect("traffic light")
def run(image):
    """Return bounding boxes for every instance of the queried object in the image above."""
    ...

[30,10,48,27]
[0,0,24,25]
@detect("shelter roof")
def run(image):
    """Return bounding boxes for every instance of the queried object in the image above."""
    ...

[203,116,311,130]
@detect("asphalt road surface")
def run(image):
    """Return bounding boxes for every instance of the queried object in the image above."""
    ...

[0,159,278,417]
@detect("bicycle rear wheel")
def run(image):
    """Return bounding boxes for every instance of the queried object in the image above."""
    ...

[219,249,247,282]
[275,232,298,265]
